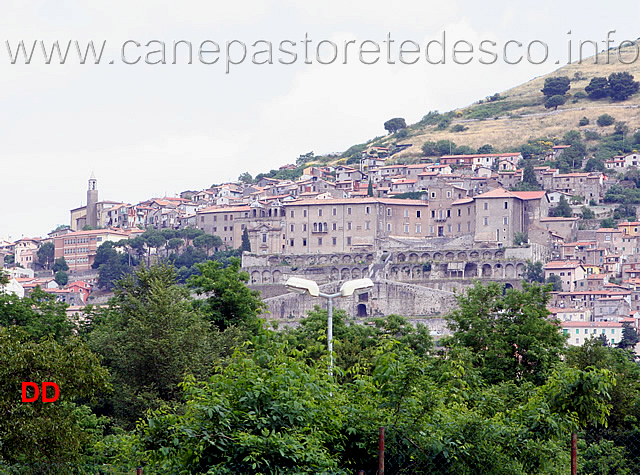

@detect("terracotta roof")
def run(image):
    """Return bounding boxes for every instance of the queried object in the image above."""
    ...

[562,321,622,328]
[440,153,520,159]
[545,260,583,269]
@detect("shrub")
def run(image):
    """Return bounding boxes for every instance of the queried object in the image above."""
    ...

[597,114,615,127]
[578,117,590,126]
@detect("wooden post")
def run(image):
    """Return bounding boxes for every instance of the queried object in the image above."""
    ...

[378,427,385,475]
[571,432,577,475]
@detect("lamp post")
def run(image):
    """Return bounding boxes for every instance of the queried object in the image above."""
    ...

[285,277,374,374]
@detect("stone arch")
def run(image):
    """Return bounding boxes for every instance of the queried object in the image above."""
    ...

[470,251,479,259]
[365,254,374,262]
[272,270,282,283]
[341,268,351,280]
[413,266,423,279]
[318,255,328,264]
[516,262,525,278]
[482,251,493,260]
[295,257,304,266]
[330,268,340,280]
[342,255,352,264]
[495,250,504,259]
[457,251,467,261]
[262,270,272,283]
[306,256,315,265]
[409,252,419,262]
[330,255,339,264]
[464,262,477,277]
[351,268,361,279]
[445,251,455,261]
[397,253,406,262]
[280,301,286,319]
[402,266,411,278]
[482,264,492,277]
[354,254,363,263]
[505,263,515,278]
[251,271,262,284]
[268,256,280,266]
[494,263,503,278]
[433,252,443,261]
[390,266,399,279]
[421,252,430,261]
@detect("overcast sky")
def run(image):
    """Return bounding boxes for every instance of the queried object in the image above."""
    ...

[2,0,639,239]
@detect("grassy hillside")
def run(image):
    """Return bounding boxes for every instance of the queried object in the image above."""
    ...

[375,45,640,160]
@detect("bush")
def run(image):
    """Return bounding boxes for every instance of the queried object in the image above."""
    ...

[597,114,615,127]
[578,117,590,126]
[451,124,468,133]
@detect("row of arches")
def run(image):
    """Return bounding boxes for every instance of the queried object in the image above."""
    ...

[387,261,527,280]
[266,253,375,267]
[250,267,371,285]
[394,250,505,263]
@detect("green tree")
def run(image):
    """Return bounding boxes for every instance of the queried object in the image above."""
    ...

[544,94,566,110]
[601,217,617,228]
[54,270,68,286]
[525,261,545,283]
[188,257,266,331]
[581,206,595,219]
[444,282,565,385]
[608,72,640,101]
[578,116,590,126]
[0,286,74,341]
[367,179,373,197]
[477,144,494,154]
[618,321,640,350]
[597,113,615,127]
[513,231,528,246]
[585,76,610,99]
[166,237,184,253]
[88,263,212,429]
[52,257,69,273]
[541,76,570,97]
[421,141,438,156]
[545,274,563,291]
[193,233,222,255]
[0,327,110,466]
[522,161,540,188]
[36,241,55,269]
[552,195,573,218]
[240,227,251,252]
[93,241,133,290]
[238,171,253,184]
[383,117,406,134]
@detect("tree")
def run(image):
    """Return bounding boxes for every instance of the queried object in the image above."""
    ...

[93,241,133,290]
[581,206,595,219]
[524,260,545,283]
[578,116,590,126]
[544,94,566,110]
[383,117,407,134]
[585,76,610,99]
[88,264,212,429]
[541,76,570,97]
[553,195,573,218]
[522,161,540,188]
[166,237,184,253]
[597,113,615,127]
[193,233,221,255]
[54,270,68,286]
[0,286,74,341]
[238,172,253,184]
[545,274,563,291]
[477,144,494,154]
[367,179,373,197]
[240,228,251,253]
[52,257,69,273]
[601,217,617,228]
[513,231,528,246]
[36,241,55,269]
[0,327,110,466]
[188,257,266,331]
[421,141,438,156]
[618,321,640,350]
[608,72,640,101]
[445,282,566,385]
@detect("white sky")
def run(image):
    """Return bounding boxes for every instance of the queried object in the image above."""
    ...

[1,0,639,239]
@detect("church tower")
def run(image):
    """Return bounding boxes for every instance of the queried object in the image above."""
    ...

[86,172,98,229]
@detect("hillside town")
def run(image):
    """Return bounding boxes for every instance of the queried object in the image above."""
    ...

[2,146,640,350]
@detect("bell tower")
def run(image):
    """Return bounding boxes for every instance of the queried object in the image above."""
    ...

[86,172,98,229]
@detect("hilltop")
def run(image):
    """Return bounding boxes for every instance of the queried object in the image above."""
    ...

[336,44,640,164]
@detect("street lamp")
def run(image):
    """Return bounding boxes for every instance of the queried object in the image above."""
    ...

[285,277,374,374]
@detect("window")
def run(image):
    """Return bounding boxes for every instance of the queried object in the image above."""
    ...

[365,206,371,215]
[303,238,307,246]
[431,210,435,218]
[230,215,233,220]
[457,223,461,232]
[200,216,204,223]
[483,217,488,226]
[503,217,508,225]
[387,208,392,216]
[483,202,488,210]
[504,201,508,209]
[404,225,409,233]
[447,209,451,218]
[303,224,307,231]
[457,209,461,217]
[347,222,352,230]
[404,209,409,218]
[347,207,352,215]
[214,216,217,221]
[416,224,421,233]
[387,223,392,231]
[430,226,434,234]
[303,210,307,217]
[290,224,294,232]
[262,234,267,243]
[290,239,294,246]
[332,222,337,231]
[224,215,228,221]
[318,209,323,217]
[318,237,323,246]
[365,221,371,230]
[347,237,351,245]
[332,237,337,245]
[229,226,233,231]
[290,210,295,218]
[416,210,421,218]
[448,224,452,232]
